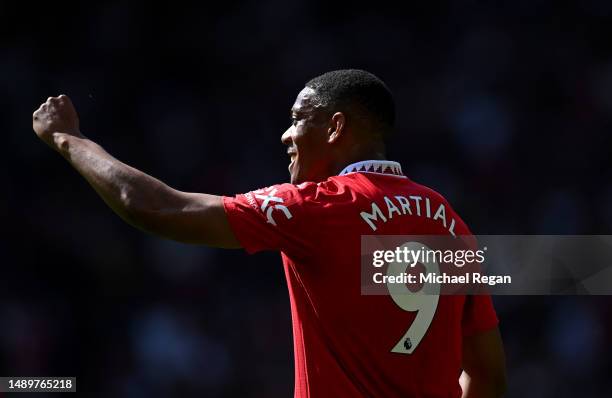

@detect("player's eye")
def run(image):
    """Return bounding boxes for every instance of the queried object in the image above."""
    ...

[291,118,298,126]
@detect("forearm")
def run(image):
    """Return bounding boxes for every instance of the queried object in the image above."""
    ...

[33,95,238,247]
[53,132,180,229]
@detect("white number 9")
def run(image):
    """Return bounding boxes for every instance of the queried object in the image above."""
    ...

[386,242,440,354]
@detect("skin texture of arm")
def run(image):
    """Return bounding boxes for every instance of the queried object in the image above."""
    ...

[32,95,240,248]
[460,327,507,398]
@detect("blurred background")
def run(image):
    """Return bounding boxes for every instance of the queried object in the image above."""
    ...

[1,1,612,397]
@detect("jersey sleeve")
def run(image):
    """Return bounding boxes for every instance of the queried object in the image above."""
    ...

[223,182,319,255]
[461,294,499,336]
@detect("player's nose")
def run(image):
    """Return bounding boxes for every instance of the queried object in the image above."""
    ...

[281,126,293,146]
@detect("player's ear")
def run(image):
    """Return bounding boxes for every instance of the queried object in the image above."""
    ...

[327,112,345,144]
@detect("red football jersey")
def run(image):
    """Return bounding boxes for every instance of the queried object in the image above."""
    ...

[223,160,498,398]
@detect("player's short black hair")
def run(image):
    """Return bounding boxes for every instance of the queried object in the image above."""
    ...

[305,69,395,139]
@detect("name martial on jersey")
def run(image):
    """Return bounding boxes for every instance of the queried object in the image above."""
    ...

[359,194,458,236]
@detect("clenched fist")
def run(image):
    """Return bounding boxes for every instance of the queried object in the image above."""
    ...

[33,95,82,148]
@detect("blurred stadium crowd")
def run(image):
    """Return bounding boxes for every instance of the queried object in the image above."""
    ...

[1,1,611,397]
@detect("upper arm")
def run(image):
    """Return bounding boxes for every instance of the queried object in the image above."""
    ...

[462,327,507,396]
[128,190,241,248]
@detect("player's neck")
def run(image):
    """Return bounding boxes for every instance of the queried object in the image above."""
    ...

[331,145,387,177]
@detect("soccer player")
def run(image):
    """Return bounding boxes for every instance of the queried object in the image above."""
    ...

[33,70,506,397]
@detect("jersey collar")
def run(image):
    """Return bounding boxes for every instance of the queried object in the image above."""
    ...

[338,160,405,177]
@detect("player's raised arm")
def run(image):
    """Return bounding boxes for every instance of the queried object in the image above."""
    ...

[32,95,240,248]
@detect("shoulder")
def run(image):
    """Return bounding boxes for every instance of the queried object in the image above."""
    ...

[240,176,374,214]
[301,174,377,205]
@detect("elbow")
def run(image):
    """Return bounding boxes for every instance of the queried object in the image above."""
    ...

[118,189,175,236]
[486,370,507,397]
[462,370,507,398]
[495,373,507,397]
[491,380,508,398]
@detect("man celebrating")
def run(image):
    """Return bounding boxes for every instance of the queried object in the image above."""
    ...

[33,69,506,397]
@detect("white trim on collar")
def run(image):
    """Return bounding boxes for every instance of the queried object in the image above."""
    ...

[338,160,405,177]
